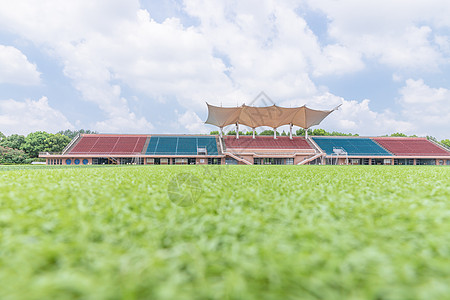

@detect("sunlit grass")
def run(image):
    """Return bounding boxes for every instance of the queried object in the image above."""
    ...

[0,165,449,299]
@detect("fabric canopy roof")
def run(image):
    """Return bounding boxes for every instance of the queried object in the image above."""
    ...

[205,103,340,129]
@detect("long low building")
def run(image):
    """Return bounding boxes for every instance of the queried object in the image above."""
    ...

[40,134,450,166]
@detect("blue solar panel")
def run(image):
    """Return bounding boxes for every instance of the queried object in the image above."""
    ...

[312,137,392,156]
[145,136,218,155]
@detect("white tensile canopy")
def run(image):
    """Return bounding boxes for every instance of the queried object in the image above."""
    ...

[205,103,340,130]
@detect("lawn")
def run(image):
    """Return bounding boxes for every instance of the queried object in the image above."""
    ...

[0,165,449,299]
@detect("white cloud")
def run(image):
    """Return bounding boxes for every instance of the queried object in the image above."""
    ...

[177,110,208,133]
[0,45,41,85]
[0,0,448,139]
[398,79,450,138]
[307,0,450,72]
[0,97,74,135]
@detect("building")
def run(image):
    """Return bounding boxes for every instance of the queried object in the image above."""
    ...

[40,134,450,166]
[40,103,450,165]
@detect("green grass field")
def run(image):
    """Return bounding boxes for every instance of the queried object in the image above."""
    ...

[0,165,449,300]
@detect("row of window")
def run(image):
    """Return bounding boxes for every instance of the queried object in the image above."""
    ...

[65,158,89,165]
[146,158,221,165]
[48,159,62,165]
[254,158,294,165]
[326,158,449,165]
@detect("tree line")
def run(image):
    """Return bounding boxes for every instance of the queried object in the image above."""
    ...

[0,129,97,164]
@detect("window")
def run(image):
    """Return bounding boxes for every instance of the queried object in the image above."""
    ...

[350,159,361,165]
[208,158,221,165]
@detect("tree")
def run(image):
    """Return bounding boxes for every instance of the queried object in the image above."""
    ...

[57,129,98,139]
[441,139,450,148]
[209,131,219,135]
[0,132,5,141]
[312,128,327,136]
[44,134,71,153]
[0,146,29,164]
[259,130,279,136]
[0,134,26,150]
[390,133,407,137]
[427,136,438,143]
[21,132,52,158]
[296,128,305,136]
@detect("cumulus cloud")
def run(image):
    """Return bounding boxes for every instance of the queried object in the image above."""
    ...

[0,0,448,138]
[177,110,209,133]
[0,45,41,85]
[307,0,450,72]
[0,97,74,135]
[398,79,450,138]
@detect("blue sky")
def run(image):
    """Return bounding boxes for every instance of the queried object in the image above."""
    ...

[0,0,449,139]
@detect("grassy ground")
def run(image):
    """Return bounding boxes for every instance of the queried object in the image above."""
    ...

[0,165,449,299]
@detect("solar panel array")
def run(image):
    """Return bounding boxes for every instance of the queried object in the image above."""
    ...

[145,136,218,155]
[312,137,392,156]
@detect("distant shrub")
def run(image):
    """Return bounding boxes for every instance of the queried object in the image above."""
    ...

[0,146,29,164]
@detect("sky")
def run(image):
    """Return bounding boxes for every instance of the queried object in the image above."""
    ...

[0,0,449,139]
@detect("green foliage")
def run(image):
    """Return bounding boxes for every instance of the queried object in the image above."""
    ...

[259,129,279,136]
[390,133,407,137]
[0,165,449,299]
[0,134,26,150]
[0,131,5,141]
[43,134,71,153]
[209,131,219,135]
[295,128,356,136]
[427,135,438,142]
[440,139,450,148]
[0,146,29,164]
[57,129,98,139]
[296,128,306,136]
[226,131,245,135]
[0,132,71,160]
[21,131,52,158]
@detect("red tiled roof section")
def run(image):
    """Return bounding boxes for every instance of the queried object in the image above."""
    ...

[224,136,312,149]
[373,137,450,156]
[69,135,147,154]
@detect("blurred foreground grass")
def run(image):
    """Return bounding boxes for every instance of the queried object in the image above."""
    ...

[0,165,449,299]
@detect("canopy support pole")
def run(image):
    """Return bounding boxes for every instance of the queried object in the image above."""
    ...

[219,127,223,138]
[236,122,239,139]
[273,128,277,139]
[305,128,308,139]
[252,128,256,139]
[289,123,293,140]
